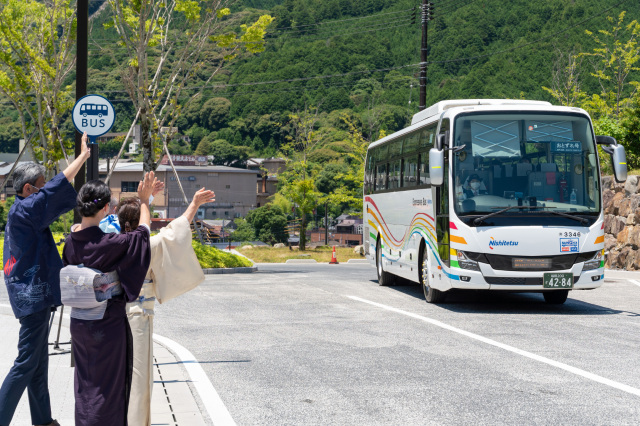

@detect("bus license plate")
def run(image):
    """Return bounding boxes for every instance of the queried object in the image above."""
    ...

[543,273,573,289]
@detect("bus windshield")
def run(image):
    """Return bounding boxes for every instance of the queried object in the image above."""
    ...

[452,112,600,220]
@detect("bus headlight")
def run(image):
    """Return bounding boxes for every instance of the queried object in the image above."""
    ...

[457,250,481,271]
[583,250,604,271]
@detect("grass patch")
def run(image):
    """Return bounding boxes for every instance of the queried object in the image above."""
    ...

[0,235,252,270]
[236,245,366,263]
[192,241,253,268]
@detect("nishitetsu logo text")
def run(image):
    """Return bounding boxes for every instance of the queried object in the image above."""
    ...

[489,237,518,250]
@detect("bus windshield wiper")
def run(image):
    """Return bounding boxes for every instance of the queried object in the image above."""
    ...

[545,210,589,225]
[473,205,540,225]
[473,206,589,225]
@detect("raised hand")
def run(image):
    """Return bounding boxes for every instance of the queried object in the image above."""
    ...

[137,171,157,204]
[191,187,215,207]
[152,179,165,197]
[80,132,90,160]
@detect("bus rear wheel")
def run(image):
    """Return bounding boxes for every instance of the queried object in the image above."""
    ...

[543,290,568,304]
[420,248,446,303]
[376,238,395,286]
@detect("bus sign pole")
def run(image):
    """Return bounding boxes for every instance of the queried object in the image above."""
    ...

[71,94,116,181]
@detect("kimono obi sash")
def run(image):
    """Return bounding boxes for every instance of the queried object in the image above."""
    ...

[60,265,122,320]
[126,279,156,317]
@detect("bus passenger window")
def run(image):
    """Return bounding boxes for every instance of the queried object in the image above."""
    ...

[404,155,418,187]
[388,159,401,190]
[375,163,387,191]
[418,153,429,185]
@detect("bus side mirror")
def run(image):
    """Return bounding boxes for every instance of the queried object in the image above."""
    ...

[610,145,627,183]
[436,132,448,150]
[595,135,616,145]
[429,148,444,186]
[599,136,627,183]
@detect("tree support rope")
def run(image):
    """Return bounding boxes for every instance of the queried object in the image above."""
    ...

[105,109,142,184]
[162,135,205,245]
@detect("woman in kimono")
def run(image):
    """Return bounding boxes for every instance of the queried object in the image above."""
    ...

[62,172,158,426]
[116,187,215,426]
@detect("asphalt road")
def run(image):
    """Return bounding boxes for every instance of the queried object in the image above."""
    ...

[152,264,640,426]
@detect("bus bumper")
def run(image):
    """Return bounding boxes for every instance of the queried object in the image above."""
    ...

[450,266,605,291]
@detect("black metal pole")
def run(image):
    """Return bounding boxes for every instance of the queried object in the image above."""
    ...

[324,203,328,245]
[75,0,88,191]
[88,143,99,181]
[419,0,429,111]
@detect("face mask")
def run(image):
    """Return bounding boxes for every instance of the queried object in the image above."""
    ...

[470,182,481,190]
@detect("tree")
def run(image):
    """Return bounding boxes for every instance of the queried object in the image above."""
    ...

[580,11,640,118]
[542,47,585,107]
[278,104,324,249]
[0,0,76,173]
[318,114,369,213]
[105,0,273,172]
[621,92,640,168]
[252,135,264,151]
[245,205,288,245]
[200,97,232,130]
[231,218,255,243]
[0,196,15,231]
[281,178,319,250]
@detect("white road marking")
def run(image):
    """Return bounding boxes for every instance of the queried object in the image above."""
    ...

[348,295,640,398]
[153,333,237,426]
[629,279,640,288]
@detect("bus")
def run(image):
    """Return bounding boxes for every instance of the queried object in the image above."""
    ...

[363,99,627,304]
[80,103,109,117]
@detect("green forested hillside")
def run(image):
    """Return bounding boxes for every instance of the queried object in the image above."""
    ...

[1,0,638,167]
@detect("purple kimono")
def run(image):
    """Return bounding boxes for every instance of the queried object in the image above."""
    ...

[62,225,150,426]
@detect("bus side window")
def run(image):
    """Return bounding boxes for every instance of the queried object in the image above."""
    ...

[365,153,374,195]
[418,153,429,185]
[389,159,401,189]
[375,163,387,191]
[404,155,418,187]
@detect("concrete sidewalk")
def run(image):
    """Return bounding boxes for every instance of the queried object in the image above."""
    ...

[0,307,207,426]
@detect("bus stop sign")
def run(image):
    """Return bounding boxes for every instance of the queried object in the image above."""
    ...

[72,94,116,143]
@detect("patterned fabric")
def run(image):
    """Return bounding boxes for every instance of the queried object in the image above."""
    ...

[99,214,121,233]
[3,173,77,318]
[60,265,121,320]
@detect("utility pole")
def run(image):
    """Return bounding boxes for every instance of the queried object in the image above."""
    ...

[75,0,88,189]
[73,0,88,225]
[76,0,99,182]
[419,0,434,111]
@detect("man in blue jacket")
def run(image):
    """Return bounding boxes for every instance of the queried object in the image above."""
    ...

[0,133,90,426]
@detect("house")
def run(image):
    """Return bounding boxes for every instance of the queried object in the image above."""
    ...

[336,218,363,234]
[247,157,286,207]
[99,158,259,219]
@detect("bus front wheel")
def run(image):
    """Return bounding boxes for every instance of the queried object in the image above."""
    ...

[376,238,395,286]
[421,248,446,303]
[543,290,568,304]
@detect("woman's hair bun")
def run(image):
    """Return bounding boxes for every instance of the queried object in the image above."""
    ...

[76,180,111,218]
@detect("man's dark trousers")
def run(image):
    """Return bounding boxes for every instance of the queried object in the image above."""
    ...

[0,308,53,426]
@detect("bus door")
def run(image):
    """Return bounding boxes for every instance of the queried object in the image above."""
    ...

[435,122,450,282]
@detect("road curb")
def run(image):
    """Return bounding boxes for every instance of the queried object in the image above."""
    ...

[346,259,369,264]
[285,259,318,264]
[202,266,258,274]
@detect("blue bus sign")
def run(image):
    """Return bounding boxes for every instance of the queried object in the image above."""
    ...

[72,94,116,142]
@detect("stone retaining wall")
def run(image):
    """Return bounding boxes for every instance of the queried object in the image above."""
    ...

[602,175,640,269]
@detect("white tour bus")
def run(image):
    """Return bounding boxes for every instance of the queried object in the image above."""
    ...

[363,99,627,304]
